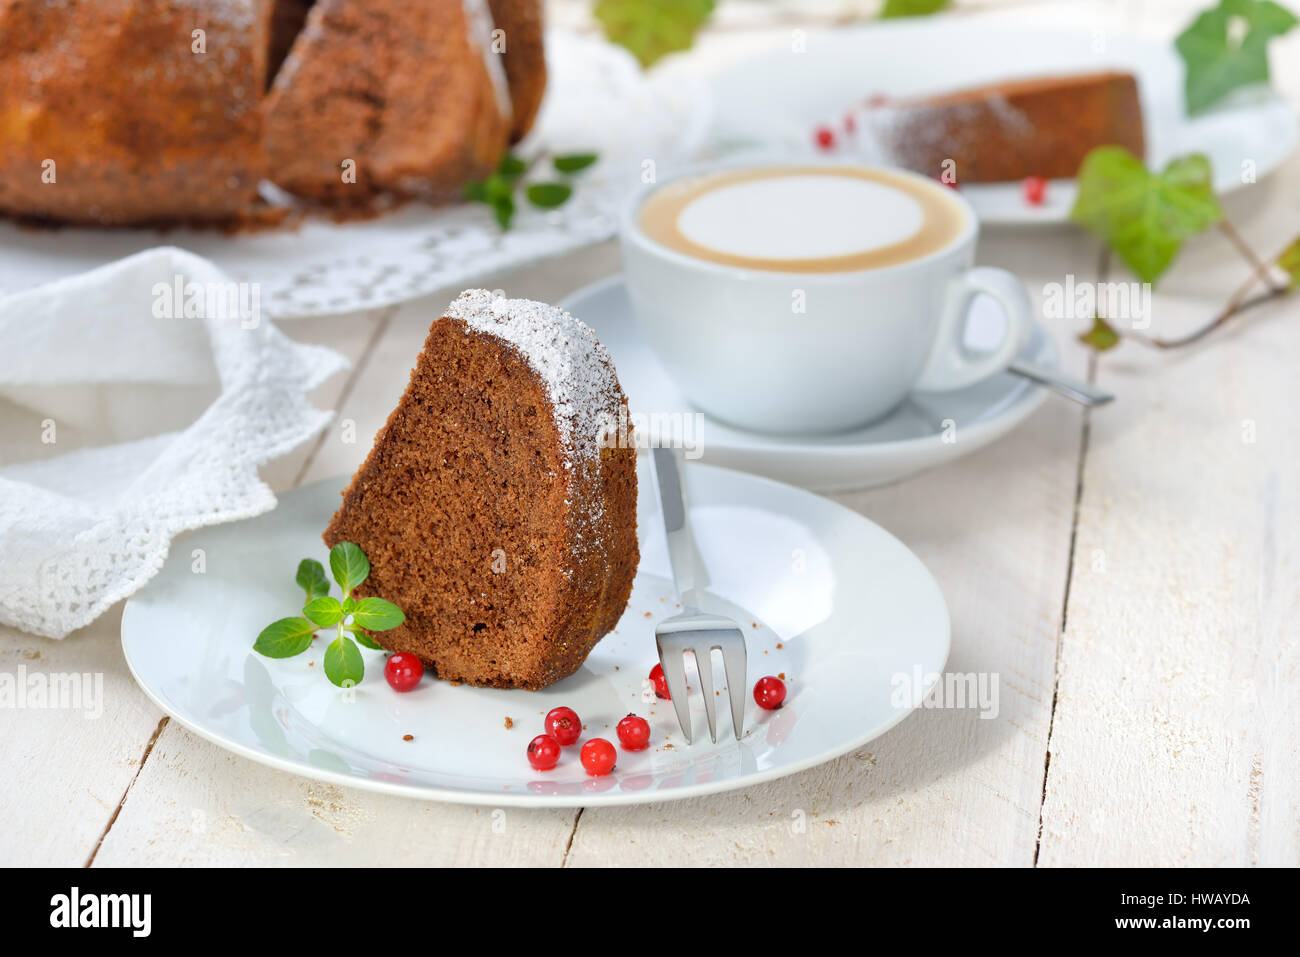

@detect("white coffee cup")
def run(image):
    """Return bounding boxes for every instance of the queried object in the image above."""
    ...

[618,159,1033,434]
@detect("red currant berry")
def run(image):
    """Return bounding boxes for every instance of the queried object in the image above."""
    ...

[813,125,836,150]
[649,663,671,699]
[753,675,787,710]
[616,714,651,751]
[1022,175,1048,206]
[544,706,582,747]
[527,734,561,771]
[384,652,423,692]
[580,738,617,776]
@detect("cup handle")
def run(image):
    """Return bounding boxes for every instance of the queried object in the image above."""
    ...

[912,266,1033,392]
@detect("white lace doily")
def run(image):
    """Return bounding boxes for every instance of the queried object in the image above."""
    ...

[0,248,347,638]
[0,31,711,319]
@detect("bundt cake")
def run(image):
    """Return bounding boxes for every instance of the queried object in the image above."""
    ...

[849,71,1145,183]
[323,290,639,690]
[489,0,548,142]
[262,0,513,203]
[0,0,273,226]
[0,0,547,225]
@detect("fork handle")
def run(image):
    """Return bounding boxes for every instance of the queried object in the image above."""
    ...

[652,447,699,610]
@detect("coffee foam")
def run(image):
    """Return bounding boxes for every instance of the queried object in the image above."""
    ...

[638,165,968,274]
[676,175,925,260]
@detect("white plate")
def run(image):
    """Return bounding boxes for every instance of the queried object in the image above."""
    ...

[121,462,950,807]
[0,31,710,318]
[706,21,1298,225]
[560,277,1055,491]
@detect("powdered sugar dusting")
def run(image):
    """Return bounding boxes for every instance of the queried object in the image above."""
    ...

[444,289,622,467]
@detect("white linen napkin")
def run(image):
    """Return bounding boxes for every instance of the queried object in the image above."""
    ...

[0,247,347,638]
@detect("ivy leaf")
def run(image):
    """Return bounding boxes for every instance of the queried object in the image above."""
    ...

[328,542,370,597]
[303,596,344,627]
[352,596,406,631]
[880,0,950,18]
[254,617,316,659]
[593,0,715,68]
[1070,147,1222,285]
[352,630,384,650]
[1276,234,1300,289]
[1078,317,1122,352]
[323,635,365,688]
[295,559,330,602]
[553,153,598,174]
[526,182,573,209]
[1175,0,1298,115]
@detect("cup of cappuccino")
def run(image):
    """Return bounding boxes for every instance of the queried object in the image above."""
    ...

[618,159,1033,434]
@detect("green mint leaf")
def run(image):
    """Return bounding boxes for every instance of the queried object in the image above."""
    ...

[880,0,950,18]
[593,0,715,68]
[553,153,598,174]
[492,193,515,230]
[499,154,527,177]
[1070,147,1222,285]
[464,180,489,203]
[342,596,356,614]
[329,542,370,597]
[1078,317,1122,352]
[351,597,406,632]
[303,596,344,627]
[323,635,365,688]
[1176,0,1298,115]
[1276,234,1300,289]
[295,558,330,601]
[352,630,384,650]
[526,182,573,209]
[254,617,316,658]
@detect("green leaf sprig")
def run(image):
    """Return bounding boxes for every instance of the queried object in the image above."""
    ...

[1068,145,1298,352]
[1070,147,1223,286]
[1176,0,1298,115]
[253,542,405,688]
[464,151,599,230]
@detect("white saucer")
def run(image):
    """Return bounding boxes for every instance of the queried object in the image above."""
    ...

[559,277,1056,491]
[706,22,1298,225]
[121,462,950,807]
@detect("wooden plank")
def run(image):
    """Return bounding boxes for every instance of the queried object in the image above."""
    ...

[90,724,577,867]
[1037,157,1300,866]
[566,230,1093,865]
[91,246,621,865]
[0,308,377,866]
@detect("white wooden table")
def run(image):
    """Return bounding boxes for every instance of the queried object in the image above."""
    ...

[3,0,1298,867]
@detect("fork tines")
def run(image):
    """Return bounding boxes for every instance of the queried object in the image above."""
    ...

[655,618,748,744]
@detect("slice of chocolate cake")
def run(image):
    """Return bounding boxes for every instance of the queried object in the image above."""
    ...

[849,71,1145,183]
[324,290,638,690]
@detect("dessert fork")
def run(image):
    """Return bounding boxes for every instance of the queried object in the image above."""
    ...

[650,447,748,744]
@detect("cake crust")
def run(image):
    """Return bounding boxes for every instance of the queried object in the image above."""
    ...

[324,290,638,690]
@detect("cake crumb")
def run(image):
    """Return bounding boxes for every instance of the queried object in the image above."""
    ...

[776,642,784,649]
[504,717,513,730]
[779,672,786,680]
[403,734,414,742]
